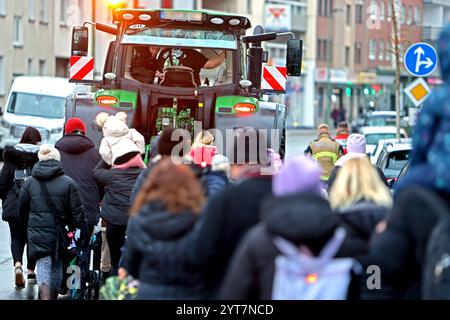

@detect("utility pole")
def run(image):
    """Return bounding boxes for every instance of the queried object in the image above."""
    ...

[391,0,401,139]
[325,13,333,126]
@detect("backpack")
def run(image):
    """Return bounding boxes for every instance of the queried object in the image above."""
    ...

[272,228,358,300]
[422,197,450,299]
[13,167,32,196]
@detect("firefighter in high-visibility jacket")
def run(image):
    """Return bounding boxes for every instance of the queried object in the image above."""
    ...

[305,124,345,181]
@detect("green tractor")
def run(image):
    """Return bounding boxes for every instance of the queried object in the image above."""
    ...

[66,8,303,159]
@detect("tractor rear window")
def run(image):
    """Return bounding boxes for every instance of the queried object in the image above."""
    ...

[122,27,237,50]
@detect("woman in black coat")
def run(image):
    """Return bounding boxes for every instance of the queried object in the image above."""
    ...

[328,157,392,262]
[18,144,88,300]
[93,156,143,275]
[219,156,361,300]
[0,127,41,287]
[120,158,208,299]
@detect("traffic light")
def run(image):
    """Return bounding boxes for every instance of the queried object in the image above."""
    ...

[345,87,352,97]
[364,88,370,95]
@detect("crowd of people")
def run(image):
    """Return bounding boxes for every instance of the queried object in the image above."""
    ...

[0,26,449,300]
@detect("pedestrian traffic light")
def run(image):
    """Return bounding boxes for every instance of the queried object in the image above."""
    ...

[345,87,352,97]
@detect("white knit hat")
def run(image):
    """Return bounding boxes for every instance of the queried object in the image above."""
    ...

[38,144,61,162]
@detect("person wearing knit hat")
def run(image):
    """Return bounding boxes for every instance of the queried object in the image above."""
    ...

[38,144,61,162]
[219,158,359,300]
[18,142,88,299]
[64,118,87,135]
[273,155,323,196]
[328,134,388,190]
[56,116,104,297]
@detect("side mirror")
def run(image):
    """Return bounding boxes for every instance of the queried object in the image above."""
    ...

[286,39,303,77]
[71,26,89,57]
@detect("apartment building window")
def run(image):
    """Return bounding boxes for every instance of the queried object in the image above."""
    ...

[0,56,4,95]
[40,0,48,23]
[399,5,405,25]
[60,0,69,24]
[345,46,350,67]
[369,39,376,61]
[29,0,36,21]
[13,16,24,46]
[346,4,351,26]
[246,0,251,15]
[386,41,391,62]
[414,7,421,25]
[28,58,33,75]
[355,4,362,23]
[329,0,333,16]
[387,1,392,21]
[380,1,385,21]
[355,43,362,64]
[407,6,413,25]
[324,0,328,17]
[379,40,384,61]
[318,0,323,16]
[370,0,377,21]
[317,40,322,60]
[39,59,46,76]
[0,0,6,16]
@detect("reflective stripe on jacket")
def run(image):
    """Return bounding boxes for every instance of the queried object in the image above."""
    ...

[309,134,342,181]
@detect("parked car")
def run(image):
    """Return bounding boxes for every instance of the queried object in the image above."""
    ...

[351,111,408,133]
[393,161,411,190]
[360,126,408,157]
[370,138,412,165]
[0,76,88,153]
[376,143,412,188]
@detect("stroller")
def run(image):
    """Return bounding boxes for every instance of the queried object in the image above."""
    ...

[65,223,102,300]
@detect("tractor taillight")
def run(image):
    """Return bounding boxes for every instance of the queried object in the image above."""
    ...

[234,103,256,114]
[96,96,118,106]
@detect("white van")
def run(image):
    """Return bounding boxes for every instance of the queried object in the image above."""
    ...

[0,76,86,150]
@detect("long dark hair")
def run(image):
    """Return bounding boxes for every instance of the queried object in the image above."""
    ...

[20,127,42,145]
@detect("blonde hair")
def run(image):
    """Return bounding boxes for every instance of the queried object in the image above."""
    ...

[329,157,393,210]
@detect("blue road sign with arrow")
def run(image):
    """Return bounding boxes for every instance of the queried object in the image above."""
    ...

[404,42,438,77]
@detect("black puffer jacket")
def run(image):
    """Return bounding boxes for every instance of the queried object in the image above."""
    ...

[200,170,229,197]
[55,134,103,225]
[18,160,88,260]
[0,144,39,221]
[93,160,143,226]
[121,201,207,300]
[219,193,361,300]
[361,187,446,300]
[335,200,389,263]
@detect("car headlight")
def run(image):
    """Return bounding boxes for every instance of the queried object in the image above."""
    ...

[0,118,11,129]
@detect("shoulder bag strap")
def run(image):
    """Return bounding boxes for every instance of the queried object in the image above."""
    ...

[38,180,66,261]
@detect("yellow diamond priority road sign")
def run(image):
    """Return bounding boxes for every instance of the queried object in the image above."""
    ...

[404,78,432,107]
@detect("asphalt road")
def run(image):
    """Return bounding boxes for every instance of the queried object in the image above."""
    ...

[0,128,315,300]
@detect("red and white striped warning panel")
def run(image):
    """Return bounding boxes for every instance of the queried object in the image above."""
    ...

[261,66,287,91]
[70,56,94,81]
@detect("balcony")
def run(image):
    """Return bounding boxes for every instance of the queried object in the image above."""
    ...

[423,26,443,41]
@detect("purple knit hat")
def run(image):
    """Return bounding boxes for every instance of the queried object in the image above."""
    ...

[347,134,366,154]
[273,155,322,196]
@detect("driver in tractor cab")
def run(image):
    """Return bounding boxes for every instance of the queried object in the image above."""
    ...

[157,48,226,86]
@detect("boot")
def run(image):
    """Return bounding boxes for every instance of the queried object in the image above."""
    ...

[39,284,58,300]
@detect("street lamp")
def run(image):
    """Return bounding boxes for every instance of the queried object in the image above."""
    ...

[324,7,344,127]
